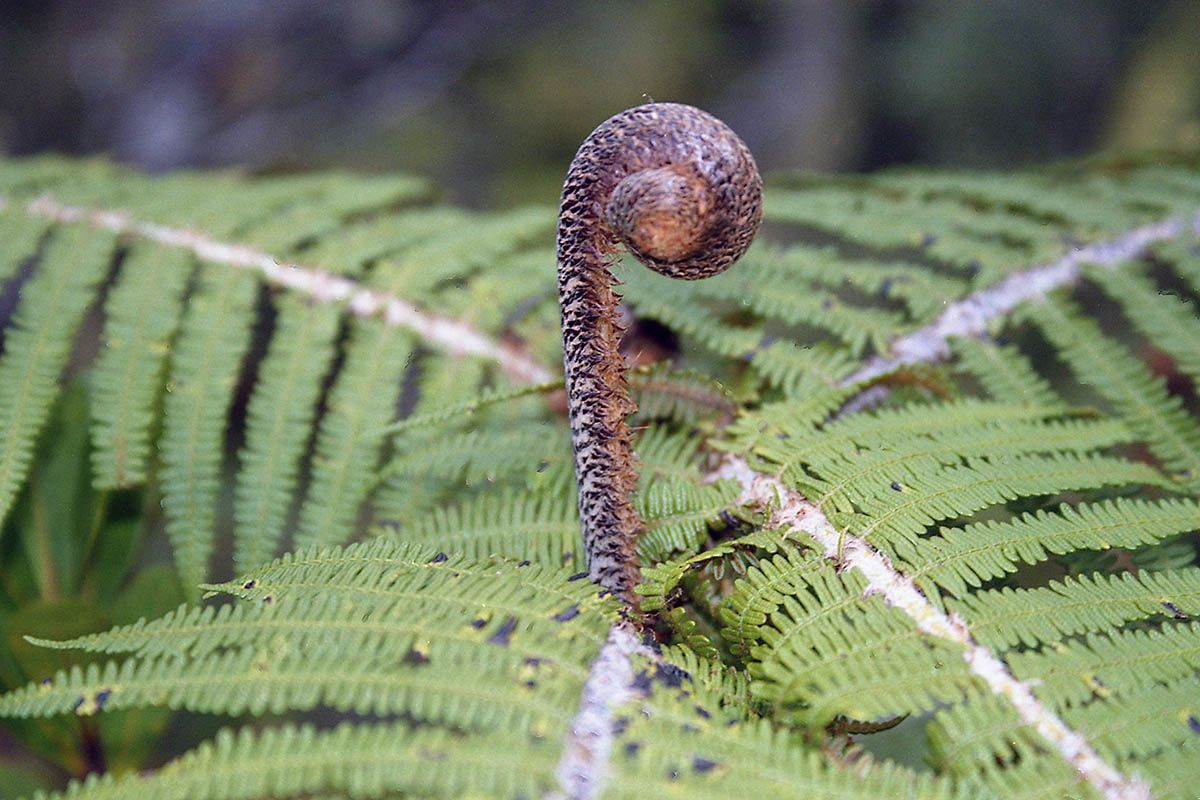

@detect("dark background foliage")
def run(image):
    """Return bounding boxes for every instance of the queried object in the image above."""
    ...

[2,0,1198,206]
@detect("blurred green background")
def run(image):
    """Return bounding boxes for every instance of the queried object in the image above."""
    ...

[2,0,1198,205]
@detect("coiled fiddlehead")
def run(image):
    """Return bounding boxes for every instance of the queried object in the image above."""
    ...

[556,102,762,606]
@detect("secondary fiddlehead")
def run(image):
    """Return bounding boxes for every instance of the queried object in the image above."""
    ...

[556,102,762,606]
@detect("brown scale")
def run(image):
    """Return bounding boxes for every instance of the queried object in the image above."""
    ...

[556,102,762,607]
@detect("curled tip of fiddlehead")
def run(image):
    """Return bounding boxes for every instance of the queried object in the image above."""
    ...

[556,102,762,607]
[601,107,763,280]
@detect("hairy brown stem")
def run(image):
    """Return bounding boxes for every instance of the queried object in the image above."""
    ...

[556,102,762,606]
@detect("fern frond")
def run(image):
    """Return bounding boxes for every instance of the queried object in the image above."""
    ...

[1070,676,1200,763]
[950,337,1061,407]
[909,497,1200,597]
[293,321,412,551]
[222,172,432,254]
[800,414,1132,518]
[748,341,859,397]
[853,452,1170,553]
[628,363,737,424]
[89,243,192,488]
[717,384,858,458]
[635,528,790,615]
[0,225,116,526]
[297,205,469,270]
[926,690,1032,778]
[634,425,706,482]
[930,672,1199,789]
[159,267,258,592]
[657,643,759,718]
[370,206,553,302]
[233,297,341,573]
[1088,265,1200,384]
[1009,620,1200,708]
[376,420,572,525]
[400,488,581,570]
[0,202,52,283]
[747,398,1072,483]
[1135,735,1200,800]
[687,259,907,354]
[380,377,562,437]
[718,543,848,656]
[1,540,614,733]
[746,242,972,321]
[1026,297,1200,490]
[619,280,767,359]
[607,659,970,800]
[635,478,743,561]
[29,722,559,800]
[764,181,1031,274]
[950,568,1200,650]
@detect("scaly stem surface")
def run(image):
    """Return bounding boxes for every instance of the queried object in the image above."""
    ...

[556,102,762,605]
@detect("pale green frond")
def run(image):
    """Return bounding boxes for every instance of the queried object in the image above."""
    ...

[1070,676,1200,763]
[635,528,794,615]
[746,399,1073,485]
[807,416,1134,517]
[927,690,1030,778]
[1137,739,1200,800]
[228,172,433,254]
[717,384,858,458]
[1008,621,1200,708]
[929,673,1200,783]
[30,723,560,800]
[0,224,116,525]
[1025,298,1200,490]
[400,488,581,570]
[89,242,192,488]
[376,421,572,526]
[737,555,975,725]
[298,205,471,271]
[949,337,1060,407]
[380,377,562,438]
[909,497,1200,597]
[718,544,847,656]
[634,425,705,483]
[293,321,413,551]
[1088,265,1200,383]
[370,205,553,303]
[950,568,1200,649]
[159,267,258,593]
[747,341,859,397]
[980,759,1105,800]
[854,452,1170,553]
[635,478,743,560]
[233,297,340,573]
[620,280,768,359]
[208,537,611,618]
[742,243,971,321]
[0,204,52,283]
[926,692,1149,800]
[609,688,973,800]
[1,541,613,733]
[628,363,738,425]
[657,643,759,718]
